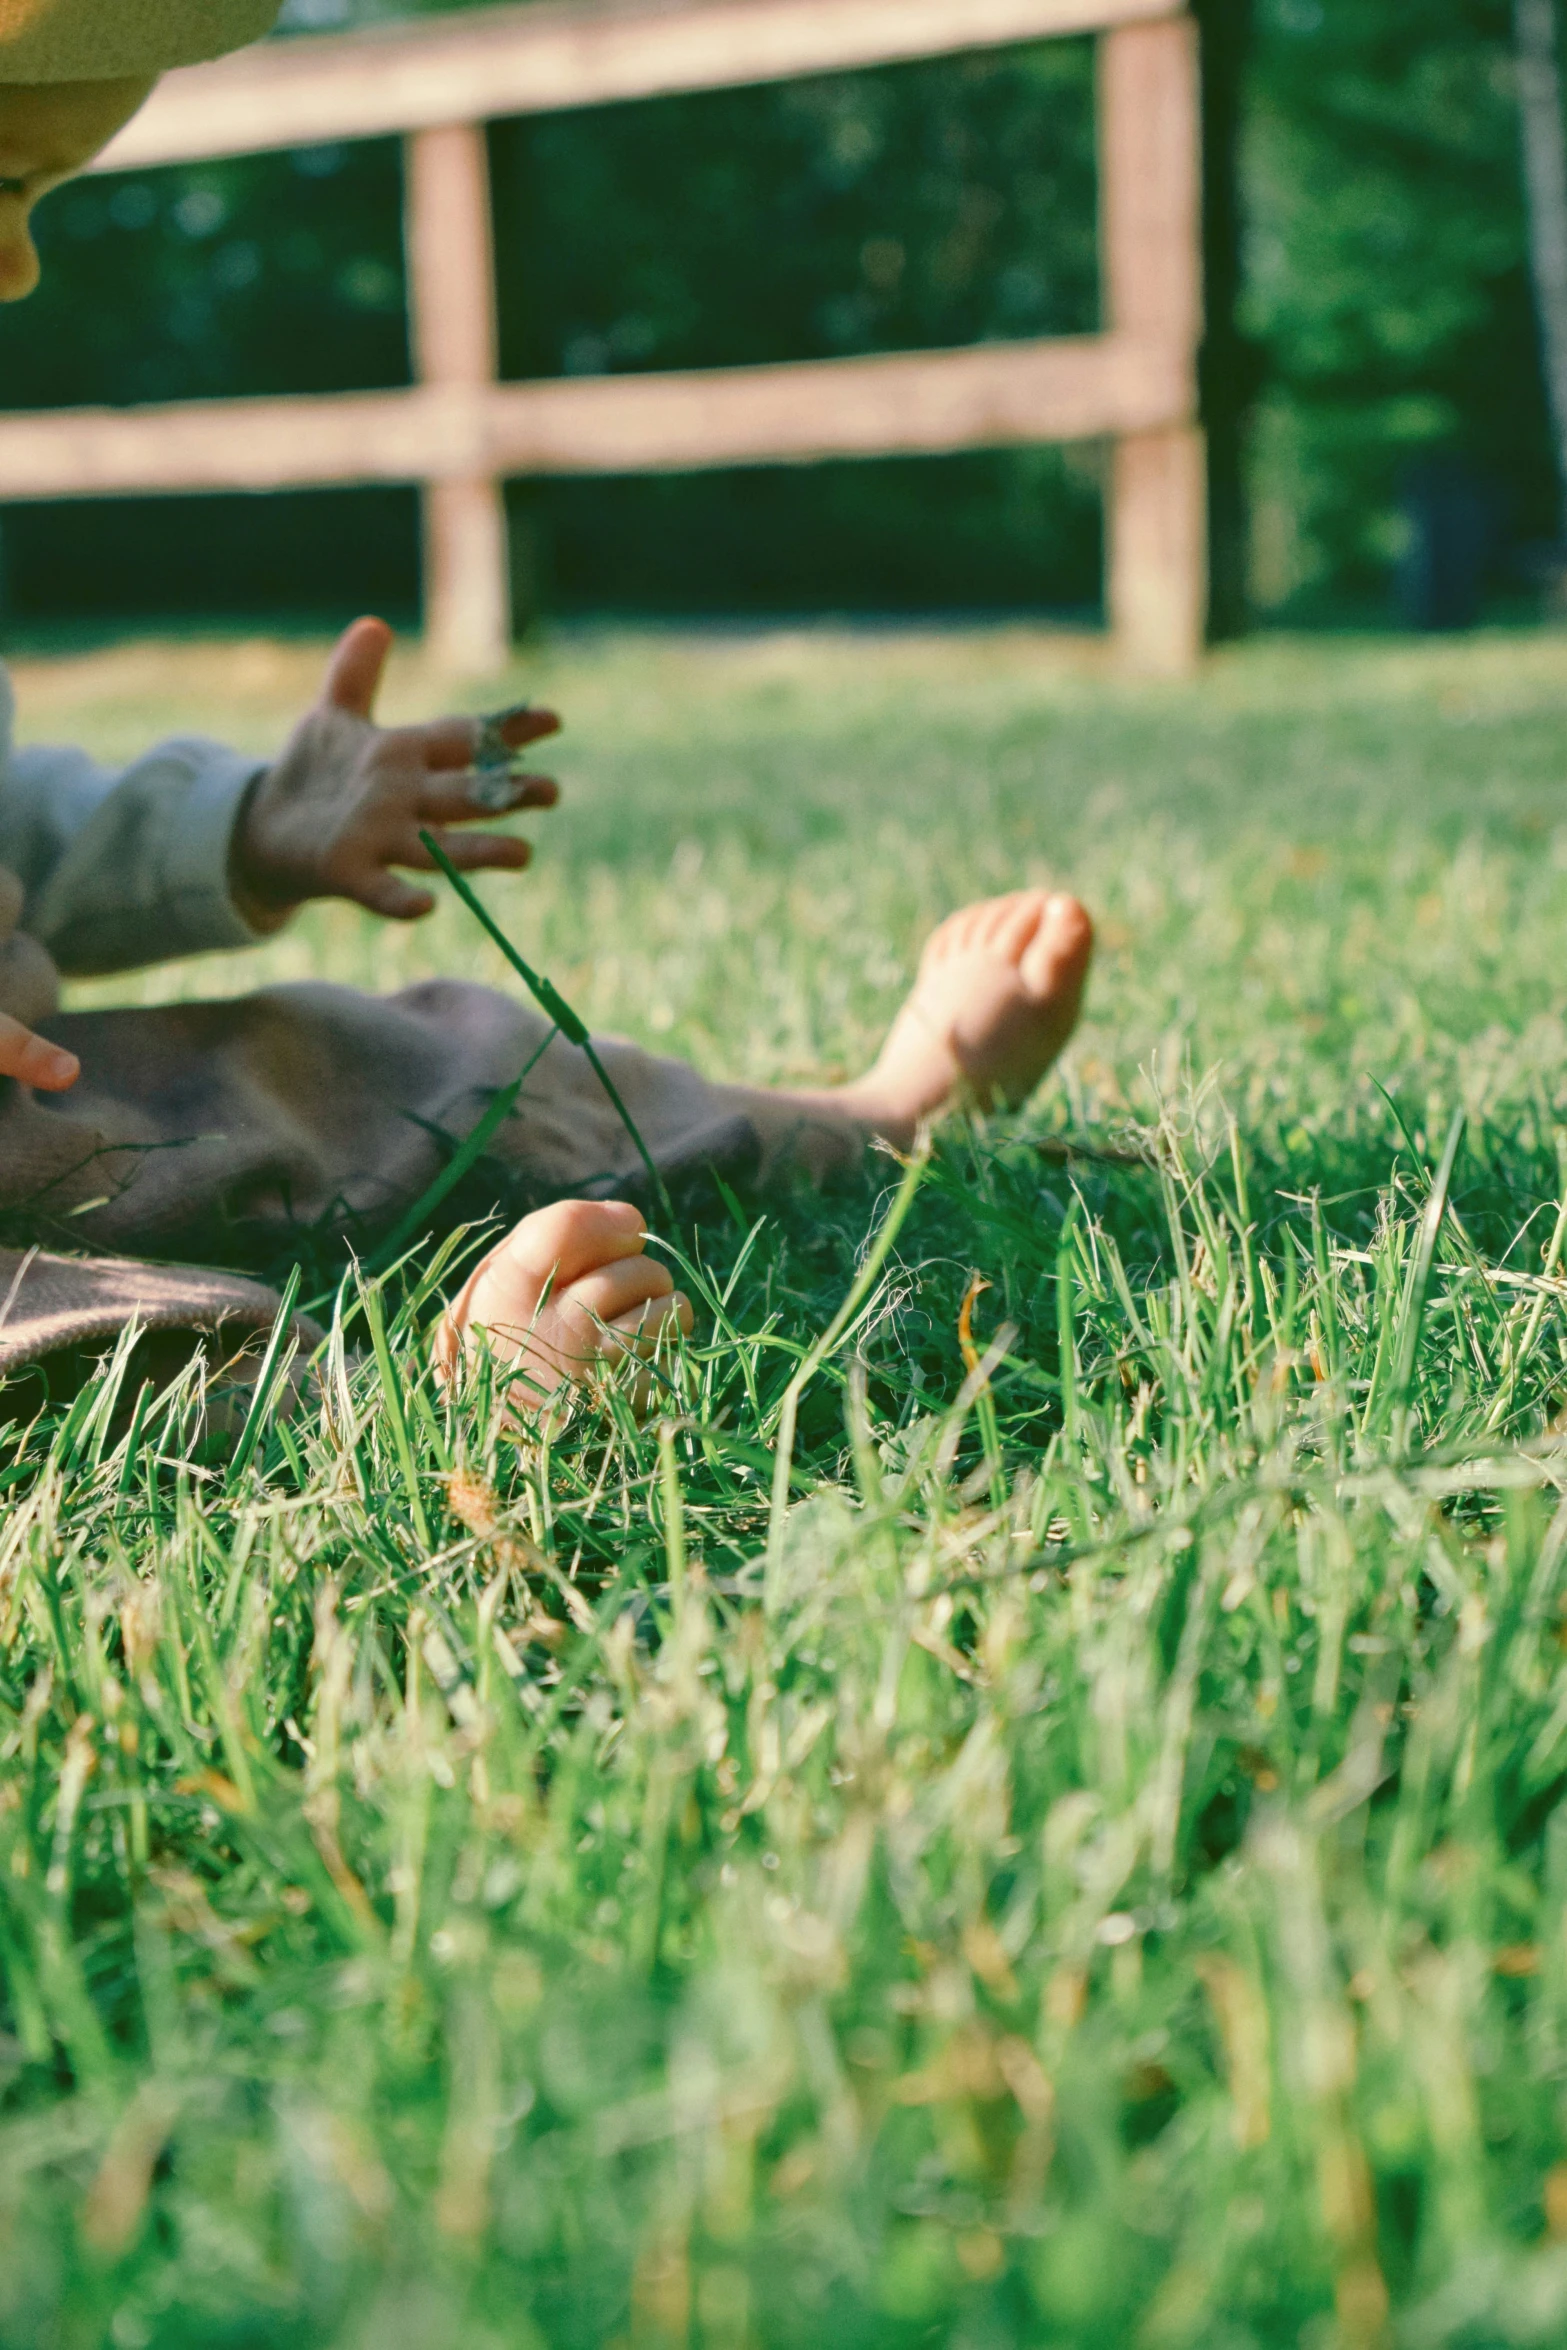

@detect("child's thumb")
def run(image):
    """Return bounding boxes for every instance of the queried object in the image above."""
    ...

[321,616,393,719]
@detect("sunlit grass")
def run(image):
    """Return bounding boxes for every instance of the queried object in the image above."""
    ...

[6,625,1567,2344]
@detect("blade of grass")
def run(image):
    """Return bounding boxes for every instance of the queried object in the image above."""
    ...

[366,1029,561,1278]
[359,1272,432,1551]
[1057,1196,1083,1455]
[658,1420,688,1621]
[227,1264,303,1486]
[1484,1132,1567,1434]
[1390,1107,1467,1454]
[766,1139,930,1577]
[419,829,672,1221]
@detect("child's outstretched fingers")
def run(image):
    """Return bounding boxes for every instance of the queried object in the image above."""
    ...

[0,1011,78,1092]
[235,617,562,922]
[436,1199,691,1414]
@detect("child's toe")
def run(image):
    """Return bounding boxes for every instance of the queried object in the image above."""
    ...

[989,891,1049,960]
[1020,894,1094,999]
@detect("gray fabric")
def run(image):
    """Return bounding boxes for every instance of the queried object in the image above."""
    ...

[0,1245,312,1378]
[0,665,272,974]
[3,977,864,1263]
[0,969,861,1381]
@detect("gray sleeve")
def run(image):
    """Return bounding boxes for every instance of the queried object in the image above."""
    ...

[0,695,277,977]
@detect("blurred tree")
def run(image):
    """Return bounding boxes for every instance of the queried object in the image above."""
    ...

[1246,0,1556,617]
[0,136,421,628]
[1515,0,1567,506]
[0,0,1560,634]
[0,23,1103,633]
[490,41,1101,618]
[1197,0,1260,639]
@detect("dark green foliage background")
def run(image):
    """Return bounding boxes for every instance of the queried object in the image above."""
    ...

[0,0,1556,629]
[1245,0,1559,613]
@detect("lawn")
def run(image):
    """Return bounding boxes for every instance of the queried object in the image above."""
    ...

[6,622,1567,2348]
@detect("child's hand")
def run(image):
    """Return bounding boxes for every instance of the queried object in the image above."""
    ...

[436,1200,693,1418]
[0,1014,77,1092]
[233,617,561,922]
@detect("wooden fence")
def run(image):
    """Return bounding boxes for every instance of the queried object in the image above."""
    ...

[1,0,1206,673]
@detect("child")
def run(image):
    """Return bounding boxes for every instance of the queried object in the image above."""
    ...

[0,1,1094,1411]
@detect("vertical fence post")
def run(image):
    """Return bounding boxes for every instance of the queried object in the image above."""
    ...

[1101,13,1207,674]
[404,119,511,675]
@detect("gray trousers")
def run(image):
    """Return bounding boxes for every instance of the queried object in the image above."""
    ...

[0,979,866,1377]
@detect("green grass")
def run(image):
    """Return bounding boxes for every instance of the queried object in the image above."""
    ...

[8,623,1567,2347]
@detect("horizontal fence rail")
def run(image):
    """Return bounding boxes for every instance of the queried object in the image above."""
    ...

[0,0,1207,673]
[0,338,1191,499]
[96,0,1184,169]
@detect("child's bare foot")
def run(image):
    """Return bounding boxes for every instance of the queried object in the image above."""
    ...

[436,1199,692,1416]
[829,890,1094,1145]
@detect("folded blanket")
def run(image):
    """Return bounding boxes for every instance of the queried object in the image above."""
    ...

[6,977,857,1265]
[0,1244,311,1378]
